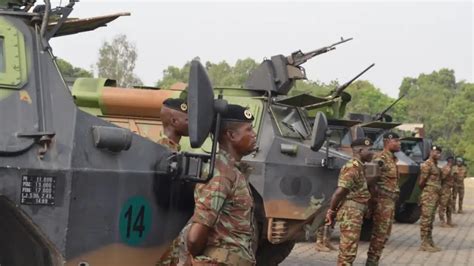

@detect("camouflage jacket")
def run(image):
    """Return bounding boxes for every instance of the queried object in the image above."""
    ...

[440,164,454,189]
[191,149,256,263]
[375,150,399,194]
[420,158,441,189]
[338,158,371,204]
[157,136,180,152]
[452,165,468,186]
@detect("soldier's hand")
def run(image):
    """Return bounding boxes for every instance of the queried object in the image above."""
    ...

[325,209,336,227]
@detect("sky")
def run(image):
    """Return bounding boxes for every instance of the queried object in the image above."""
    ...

[49,0,473,97]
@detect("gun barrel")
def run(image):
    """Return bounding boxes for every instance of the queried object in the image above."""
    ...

[334,63,375,95]
[375,93,407,120]
[289,37,353,66]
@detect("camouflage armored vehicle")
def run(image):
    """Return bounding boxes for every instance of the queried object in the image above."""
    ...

[0,1,216,265]
[74,39,369,264]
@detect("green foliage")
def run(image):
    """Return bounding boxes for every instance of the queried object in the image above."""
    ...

[157,58,258,88]
[56,58,92,78]
[96,34,142,88]
[398,69,473,175]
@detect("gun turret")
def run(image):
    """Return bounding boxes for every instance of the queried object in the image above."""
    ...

[287,37,353,66]
[373,93,406,122]
[245,38,353,95]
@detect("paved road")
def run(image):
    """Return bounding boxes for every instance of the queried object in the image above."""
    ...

[282,178,474,266]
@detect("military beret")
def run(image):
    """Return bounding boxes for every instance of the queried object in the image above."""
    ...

[446,156,454,161]
[163,98,188,113]
[383,132,400,140]
[431,145,442,152]
[351,137,373,148]
[456,157,464,162]
[221,104,254,122]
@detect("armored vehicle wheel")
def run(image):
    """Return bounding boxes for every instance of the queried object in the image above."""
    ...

[395,203,421,224]
[359,218,373,241]
[256,239,296,266]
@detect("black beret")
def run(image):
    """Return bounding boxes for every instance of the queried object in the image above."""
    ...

[221,104,254,122]
[163,98,188,113]
[431,145,442,152]
[446,156,454,160]
[351,137,373,148]
[383,131,400,140]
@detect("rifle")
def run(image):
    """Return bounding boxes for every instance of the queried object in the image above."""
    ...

[286,37,353,66]
[373,93,406,121]
[330,63,375,99]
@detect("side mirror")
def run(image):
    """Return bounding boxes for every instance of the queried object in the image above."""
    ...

[421,138,432,161]
[352,125,365,140]
[188,60,215,148]
[310,112,328,151]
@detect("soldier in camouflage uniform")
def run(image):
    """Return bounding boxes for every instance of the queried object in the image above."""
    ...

[325,138,374,266]
[156,98,189,266]
[365,132,401,266]
[157,98,189,151]
[186,104,257,266]
[452,157,468,214]
[418,145,443,252]
[438,156,455,227]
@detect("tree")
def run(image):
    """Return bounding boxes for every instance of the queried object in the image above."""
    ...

[96,34,142,87]
[156,58,259,88]
[56,58,93,78]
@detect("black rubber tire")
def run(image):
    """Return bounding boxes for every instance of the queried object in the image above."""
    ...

[256,239,296,266]
[359,218,373,242]
[395,203,421,224]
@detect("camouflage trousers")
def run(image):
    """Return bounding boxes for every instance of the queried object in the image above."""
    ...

[438,186,453,221]
[420,186,441,241]
[452,184,464,211]
[336,201,366,265]
[156,223,191,266]
[367,195,396,263]
[316,225,333,243]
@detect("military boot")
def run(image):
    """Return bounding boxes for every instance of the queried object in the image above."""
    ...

[438,213,445,224]
[315,241,331,252]
[447,216,457,227]
[325,240,337,251]
[439,221,450,228]
[365,259,379,266]
[458,208,463,214]
[428,237,442,252]
[419,236,440,252]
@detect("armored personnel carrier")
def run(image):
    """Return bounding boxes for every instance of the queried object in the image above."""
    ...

[74,38,365,264]
[0,1,214,265]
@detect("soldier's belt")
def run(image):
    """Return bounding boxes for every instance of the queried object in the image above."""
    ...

[341,200,367,212]
[203,247,254,266]
[377,188,399,201]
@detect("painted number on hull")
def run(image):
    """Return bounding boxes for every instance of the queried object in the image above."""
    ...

[119,196,152,246]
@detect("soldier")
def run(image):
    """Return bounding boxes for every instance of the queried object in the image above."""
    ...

[418,145,443,252]
[438,156,456,227]
[365,132,400,266]
[452,157,468,214]
[325,138,374,266]
[156,97,189,266]
[186,104,257,266]
[157,98,189,151]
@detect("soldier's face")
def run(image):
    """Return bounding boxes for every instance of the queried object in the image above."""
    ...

[173,112,189,136]
[229,122,257,156]
[430,150,441,160]
[360,147,374,162]
[387,138,401,152]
